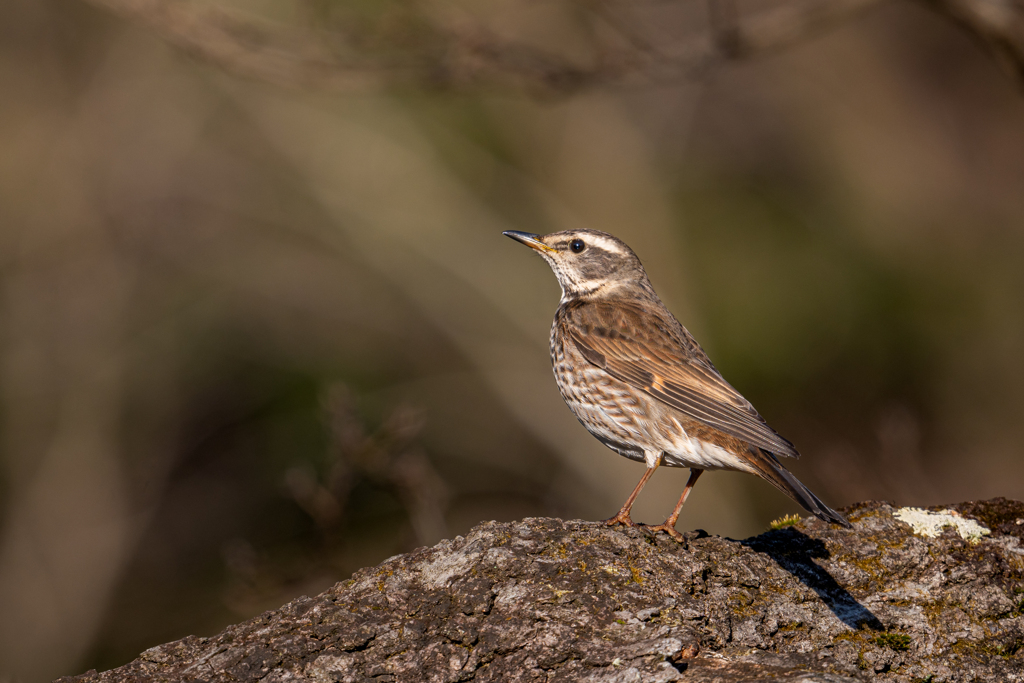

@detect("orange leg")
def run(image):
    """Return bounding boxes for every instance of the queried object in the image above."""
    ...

[604,461,660,528]
[645,468,703,541]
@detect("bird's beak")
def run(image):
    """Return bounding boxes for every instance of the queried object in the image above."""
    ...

[503,231,556,254]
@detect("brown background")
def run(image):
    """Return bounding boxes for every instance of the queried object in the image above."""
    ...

[1,0,1023,680]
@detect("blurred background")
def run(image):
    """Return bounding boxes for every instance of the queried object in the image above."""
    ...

[2,0,1024,679]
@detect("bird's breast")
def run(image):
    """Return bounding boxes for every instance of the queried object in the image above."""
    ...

[550,320,657,450]
[549,317,753,472]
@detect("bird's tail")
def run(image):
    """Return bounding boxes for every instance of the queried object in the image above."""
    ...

[747,448,852,529]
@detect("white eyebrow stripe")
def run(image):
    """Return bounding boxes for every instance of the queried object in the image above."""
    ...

[583,235,626,255]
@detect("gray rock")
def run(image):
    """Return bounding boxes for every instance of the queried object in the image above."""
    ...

[59,499,1024,682]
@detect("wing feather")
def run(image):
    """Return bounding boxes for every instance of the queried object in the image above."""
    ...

[564,301,799,458]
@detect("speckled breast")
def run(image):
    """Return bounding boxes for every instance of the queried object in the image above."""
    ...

[549,310,747,472]
[550,314,664,463]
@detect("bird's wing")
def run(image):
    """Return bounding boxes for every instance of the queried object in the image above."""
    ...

[564,300,799,458]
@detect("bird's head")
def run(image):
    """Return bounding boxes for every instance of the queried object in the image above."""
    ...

[503,229,652,302]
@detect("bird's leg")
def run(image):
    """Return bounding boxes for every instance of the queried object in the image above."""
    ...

[646,468,703,541]
[604,461,660,528]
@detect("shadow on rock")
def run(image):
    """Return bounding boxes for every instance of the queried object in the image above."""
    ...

[741,528,883,631]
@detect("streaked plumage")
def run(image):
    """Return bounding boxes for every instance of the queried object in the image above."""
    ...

[505,228,850,539]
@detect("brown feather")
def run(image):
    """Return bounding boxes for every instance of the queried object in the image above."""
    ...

[743,448,853,528]
[562,299,800,458]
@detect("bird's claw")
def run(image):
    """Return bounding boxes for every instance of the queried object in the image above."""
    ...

[603,511,638,528]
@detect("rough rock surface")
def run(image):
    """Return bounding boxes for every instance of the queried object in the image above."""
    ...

[61,499,1024,682]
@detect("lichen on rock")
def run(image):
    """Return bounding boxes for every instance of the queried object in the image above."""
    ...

[892,507,991,541]
[59,499,1024,683]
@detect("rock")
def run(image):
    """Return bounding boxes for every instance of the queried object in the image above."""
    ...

[58,499,1024,682]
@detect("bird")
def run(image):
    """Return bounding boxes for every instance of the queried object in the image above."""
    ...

[503,228,851,540]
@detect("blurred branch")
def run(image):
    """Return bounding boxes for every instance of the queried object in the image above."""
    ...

[924,0,1024,82]
[83,0,888,95]
[285,384,448,546]
[83,0,385,90]
[708,0,883,58]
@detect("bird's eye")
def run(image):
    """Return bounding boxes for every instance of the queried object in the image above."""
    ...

[569,239,586,253]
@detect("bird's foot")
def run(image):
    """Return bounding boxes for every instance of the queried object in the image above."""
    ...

[603,510,638,528]
[643,522,685,542]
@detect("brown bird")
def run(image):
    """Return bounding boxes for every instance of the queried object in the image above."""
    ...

[504,228,850,539]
